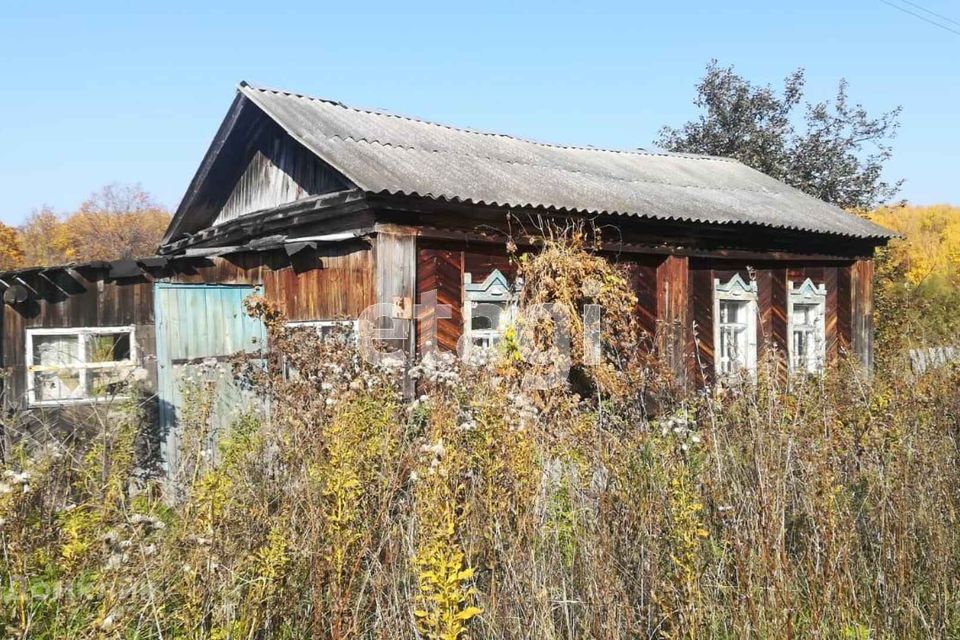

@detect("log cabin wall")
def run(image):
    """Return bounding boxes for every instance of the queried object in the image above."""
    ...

[411,240,876,382]
[415,241,516,354]
[686,259,865,383]
[0,237,874,414]
[848,259,875,369]
[1,243,374,411]
[167,243,374,322]
[374,232,417,368]
[414,239,662,357]
[655,256,689,381]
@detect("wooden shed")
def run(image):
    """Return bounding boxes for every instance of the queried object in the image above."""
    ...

[0,82,894,454]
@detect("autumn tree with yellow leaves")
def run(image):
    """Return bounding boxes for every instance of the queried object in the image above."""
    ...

[0,222,24,270]
[869,204,960,364]
[12,184,170,268]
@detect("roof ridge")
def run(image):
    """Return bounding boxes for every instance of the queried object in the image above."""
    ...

[238,81,736,164]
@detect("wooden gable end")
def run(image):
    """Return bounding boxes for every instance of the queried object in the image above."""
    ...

[164,95,355,244]
[214,128,351,226]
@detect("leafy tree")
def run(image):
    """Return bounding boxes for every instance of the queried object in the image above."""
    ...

[658,61,902,210]
[869,205,960,362]
[15,185,171,267]
[62,183,170,261]
[18,206,71,267]
[0,222,24,270]
[871,204,960,288]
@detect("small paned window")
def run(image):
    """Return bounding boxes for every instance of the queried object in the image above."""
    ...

[285,319,359,343]
[713,274,758,378]
[463,270,520,355]
[26,327,136,406]
[788,279,827,374]
[282,320,358,379]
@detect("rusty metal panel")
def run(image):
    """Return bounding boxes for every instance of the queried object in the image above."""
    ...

[154,282,266,475]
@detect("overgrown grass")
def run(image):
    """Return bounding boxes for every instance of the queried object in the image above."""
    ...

[2,233,959,639]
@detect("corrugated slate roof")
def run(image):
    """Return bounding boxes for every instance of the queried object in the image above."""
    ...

[238,82,895,241]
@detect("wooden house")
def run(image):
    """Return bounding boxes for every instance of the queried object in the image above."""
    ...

[0,82,894,457]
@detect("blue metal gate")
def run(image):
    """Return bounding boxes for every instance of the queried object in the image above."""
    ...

[154,283,266,475]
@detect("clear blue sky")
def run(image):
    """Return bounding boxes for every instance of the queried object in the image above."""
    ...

[1,0,957,225]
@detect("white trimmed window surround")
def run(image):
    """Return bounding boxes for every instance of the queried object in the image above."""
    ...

[26,326,136,406]
[713,274,758,378]
[463,269,520,354]
[788,279,827,374]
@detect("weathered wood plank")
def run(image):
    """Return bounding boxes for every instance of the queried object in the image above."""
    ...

[851,259,875,370]
[655,255,688,381]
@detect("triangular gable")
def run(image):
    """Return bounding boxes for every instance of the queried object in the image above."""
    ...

[162,94,354,245]
[714,273,757,297]
[463,269,516,300]
[789,277,827,300]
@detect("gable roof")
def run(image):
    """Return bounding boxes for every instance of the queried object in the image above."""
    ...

[168,82,896,244]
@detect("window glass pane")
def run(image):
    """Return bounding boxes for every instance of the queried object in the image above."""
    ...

[33,335,81,367]
[793,303,817,327]
[718,299,750,373]
[88,332,132,363]
[794,330,807,358]
[34,369,83,401]
[472,334,499,349]
[790,300,824,373]
[315,322,355,343]
[471,315,494,331]
[88,368,129,396]
[720,300,745,325]
[472,302,507,332]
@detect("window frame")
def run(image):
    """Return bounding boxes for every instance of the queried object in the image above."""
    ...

[285,319,360,341]
[26,325,137,407]
[787,278,827,375]
[462,269,520,356]
[713,273,758,379]
[281,319,359,380]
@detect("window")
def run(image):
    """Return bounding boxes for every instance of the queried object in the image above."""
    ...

[713,274,758,377]
[788,279,826,374]
[285,319,359,343]
[26,327,136,406]
[463,270,520,355]
[282,320,358,379]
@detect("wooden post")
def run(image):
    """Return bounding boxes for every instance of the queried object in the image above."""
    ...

[655,255,689,383]
[836,259,874,371]
[851,259,875,371]
[374,229,417,394]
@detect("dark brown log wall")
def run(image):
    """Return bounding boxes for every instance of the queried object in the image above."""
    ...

[685,260,863,382]
[1,244,374,408]
[412,245,874,383]
[415,242,516,355]
[415,242,661,357]
[416,248,463,353]
[849,259,875,368]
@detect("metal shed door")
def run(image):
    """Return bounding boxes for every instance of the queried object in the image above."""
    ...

[154,283,266,475]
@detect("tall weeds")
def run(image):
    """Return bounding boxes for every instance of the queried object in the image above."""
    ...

[2,232,959,638]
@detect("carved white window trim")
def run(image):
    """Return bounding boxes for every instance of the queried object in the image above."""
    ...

[713,273,758,378]
[787,278,827,374]
[462,269,520,355]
